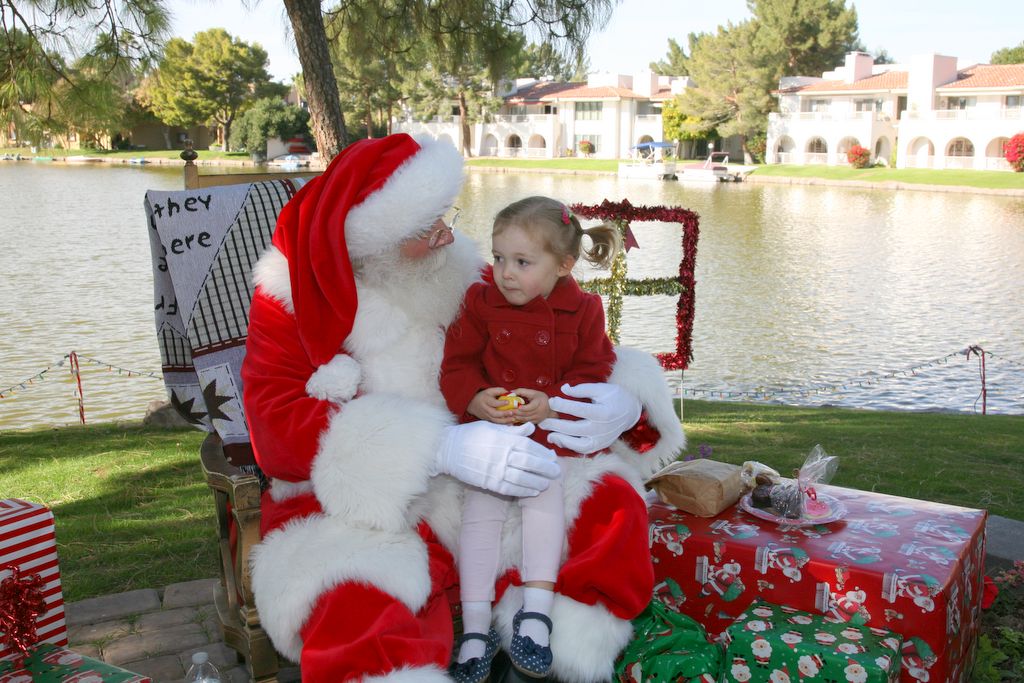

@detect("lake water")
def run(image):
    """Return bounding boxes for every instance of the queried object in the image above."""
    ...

[1,162,1022,430]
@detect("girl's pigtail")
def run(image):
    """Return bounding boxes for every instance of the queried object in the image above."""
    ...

[580,221,623,269]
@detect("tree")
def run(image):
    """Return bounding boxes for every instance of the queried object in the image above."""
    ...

[325,2,414,138]
[1,1,168,130]
[661,97,707,159]
[145,29,284,151]
[230,97,310,155]
[650,36,698,77]
[748,0,860,80]
[677,21,774,163]
[991,42,1024,65]
[399,21,516,156]
[516,41,581,81]
[1005,133,1024,172]
[288,0,615,159]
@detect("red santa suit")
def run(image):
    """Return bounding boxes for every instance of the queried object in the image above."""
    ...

[241,134,686,683]
[440,277,615,457]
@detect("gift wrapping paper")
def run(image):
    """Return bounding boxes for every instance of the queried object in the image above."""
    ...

[648,484,987,683]
[721,598,902,683]
[0,643,150,682]
[0,499,67,659]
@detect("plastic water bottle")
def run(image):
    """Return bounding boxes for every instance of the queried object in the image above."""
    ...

[185,651,222,683]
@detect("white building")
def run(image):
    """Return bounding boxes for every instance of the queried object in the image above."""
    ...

[767,51,1024,170]
[394,71,699,159]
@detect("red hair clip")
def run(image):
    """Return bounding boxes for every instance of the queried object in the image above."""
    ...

[561,206,571,225]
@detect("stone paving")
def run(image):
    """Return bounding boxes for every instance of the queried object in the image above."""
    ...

[64,578,278,683]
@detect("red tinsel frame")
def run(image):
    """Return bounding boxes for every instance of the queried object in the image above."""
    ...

[0,563,46,665]
[571,198,700,370]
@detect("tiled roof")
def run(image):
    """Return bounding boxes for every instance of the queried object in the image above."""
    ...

[506,81,642,103]
[796,70,908,93]
[938,64,1024,90]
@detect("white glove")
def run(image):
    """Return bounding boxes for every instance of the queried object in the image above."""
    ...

[434,421,561,497]
[540,382,643,454]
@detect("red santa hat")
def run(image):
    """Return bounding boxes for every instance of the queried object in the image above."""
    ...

[270,134,464,367]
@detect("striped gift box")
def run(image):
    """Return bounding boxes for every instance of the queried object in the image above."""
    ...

[0,499,67,659]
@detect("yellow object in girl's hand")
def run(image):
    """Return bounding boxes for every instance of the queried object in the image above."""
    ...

[498,392,525,411]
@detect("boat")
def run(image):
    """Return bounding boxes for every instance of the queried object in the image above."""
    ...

[128,157,149,165]
[678,152,756,182]
[618,141,678,180]
[269,153,311,170]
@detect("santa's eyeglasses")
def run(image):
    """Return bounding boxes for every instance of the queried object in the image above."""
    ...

[445,207,461,230]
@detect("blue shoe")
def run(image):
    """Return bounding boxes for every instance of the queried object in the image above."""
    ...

[509,609,553,678]
[449,628,500,683]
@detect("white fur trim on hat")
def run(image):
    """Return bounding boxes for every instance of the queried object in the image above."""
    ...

[345,138,465,259]
[495,587,633,683]
[252,245,293,312]
[250,515,431,662]
[311,392,454,532]
[306,354,361,403]
[608,345,686,479]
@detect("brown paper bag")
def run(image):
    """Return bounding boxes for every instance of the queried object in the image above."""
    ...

[645,459,744,517]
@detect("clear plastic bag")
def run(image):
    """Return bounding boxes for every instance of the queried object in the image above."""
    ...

[742,445,844,525]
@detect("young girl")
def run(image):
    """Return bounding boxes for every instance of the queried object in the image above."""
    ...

[440,195,622,682]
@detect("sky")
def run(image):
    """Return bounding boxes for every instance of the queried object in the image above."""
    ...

[166,0,1024,83]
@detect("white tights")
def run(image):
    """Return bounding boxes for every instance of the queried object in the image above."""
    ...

[456,473,564,660]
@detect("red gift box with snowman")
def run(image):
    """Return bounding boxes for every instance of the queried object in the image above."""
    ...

[648,483,987,683]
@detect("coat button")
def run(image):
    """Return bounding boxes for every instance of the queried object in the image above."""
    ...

[496,329,512,345]
[535,375,551,387]
[535,330,551,346]
[502,369,517,384]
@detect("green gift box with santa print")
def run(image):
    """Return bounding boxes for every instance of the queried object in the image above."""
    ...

[721,599,902,683]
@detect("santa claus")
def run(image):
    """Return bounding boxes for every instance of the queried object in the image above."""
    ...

[241,134,684,682]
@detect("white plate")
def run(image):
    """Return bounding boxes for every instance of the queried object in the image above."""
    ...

[739,491,848,527]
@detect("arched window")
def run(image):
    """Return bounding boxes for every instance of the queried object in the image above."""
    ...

[947,138,974,156]
[807,137,827,154]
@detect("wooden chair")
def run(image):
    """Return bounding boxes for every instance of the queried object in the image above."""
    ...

[200,434,282,683]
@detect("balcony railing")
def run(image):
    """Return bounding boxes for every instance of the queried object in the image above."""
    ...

[901,108,1024,121]
[776,152,793,164]
[500,147,548,159]
[492,114,556,123]
[804,152,828,165]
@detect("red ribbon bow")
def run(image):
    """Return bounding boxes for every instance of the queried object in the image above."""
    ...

[0,564,46,665]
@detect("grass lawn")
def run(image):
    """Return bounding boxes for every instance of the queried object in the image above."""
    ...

[749,163,1024,190]
[0,146,250,162]
[2,401,1021,602]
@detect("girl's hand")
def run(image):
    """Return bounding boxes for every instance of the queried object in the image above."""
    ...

[467,387,517,424]
[510,388,555,425]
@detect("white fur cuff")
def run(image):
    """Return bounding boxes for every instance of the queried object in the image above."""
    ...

[306,354,361,403]
[495,587,633,683]
[311,393,454,531]
[609,346,686,479]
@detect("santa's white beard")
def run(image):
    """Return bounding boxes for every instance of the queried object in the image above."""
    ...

[344,232,484,405]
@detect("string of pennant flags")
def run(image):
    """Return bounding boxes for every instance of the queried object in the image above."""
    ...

[1,345,1021,419]
[0,352,160,400]
[674,345,1014,414]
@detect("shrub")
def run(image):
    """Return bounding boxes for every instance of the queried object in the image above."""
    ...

[1004,133,1024,172]
[578,140,594,156]
[846,144,871,168]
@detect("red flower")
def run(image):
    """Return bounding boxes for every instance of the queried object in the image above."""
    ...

[981,575,999,609]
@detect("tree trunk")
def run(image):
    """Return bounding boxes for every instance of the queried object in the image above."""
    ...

[283,0,348,161]
[458,91,471,157]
